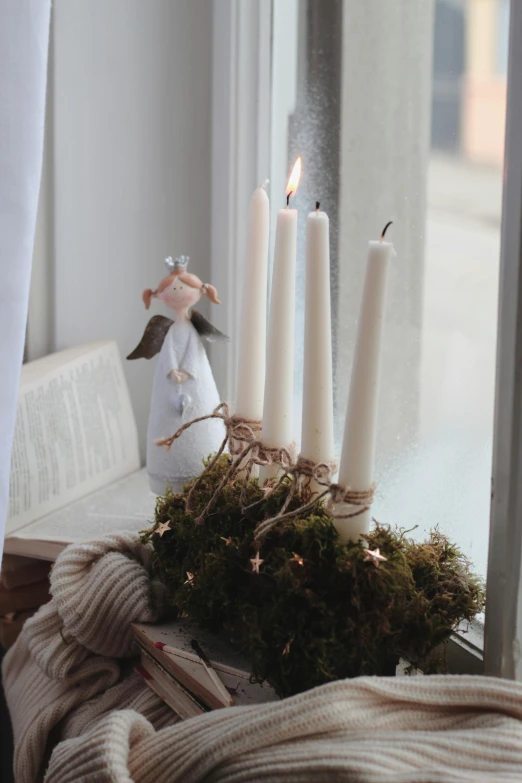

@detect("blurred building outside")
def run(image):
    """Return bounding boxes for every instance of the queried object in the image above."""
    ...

[381,0,508,577]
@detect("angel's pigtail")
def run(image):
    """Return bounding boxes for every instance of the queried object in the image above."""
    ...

[142,288,157,309]
[202,283,221,305]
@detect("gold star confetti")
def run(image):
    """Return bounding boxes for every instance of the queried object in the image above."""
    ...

[250,552,264,574]
[184,571,195,586]
[363,548,387,567]
[156,521,171,537]
[290,552,304,566]
[282,637,294,656]
[220,536,233,546]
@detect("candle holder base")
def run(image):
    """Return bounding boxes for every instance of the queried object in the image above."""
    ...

[142,454,485,699]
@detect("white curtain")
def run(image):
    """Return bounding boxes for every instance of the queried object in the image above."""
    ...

[0,1,51,561]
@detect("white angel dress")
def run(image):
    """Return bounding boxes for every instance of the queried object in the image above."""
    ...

[146,318,225,495]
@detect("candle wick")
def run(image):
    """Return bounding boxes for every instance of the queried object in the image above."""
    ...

[259,179,269,190]
[315,201,320,213]
[286,192,292,207]
[380,221,393,242]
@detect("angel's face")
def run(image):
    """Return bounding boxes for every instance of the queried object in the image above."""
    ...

[158,279,202,312]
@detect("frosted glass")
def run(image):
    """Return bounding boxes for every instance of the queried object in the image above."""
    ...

[278,0,505,578]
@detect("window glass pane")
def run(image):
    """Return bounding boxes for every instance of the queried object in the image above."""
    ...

[277,0,506,578]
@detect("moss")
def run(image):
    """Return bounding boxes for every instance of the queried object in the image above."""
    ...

[143,456,485,697]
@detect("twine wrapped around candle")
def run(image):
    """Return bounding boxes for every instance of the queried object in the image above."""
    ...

[251,456,338,544]
[295,456,338,486]
[157,409,374,538]
[155,403,296,524]
[327,483,376,518]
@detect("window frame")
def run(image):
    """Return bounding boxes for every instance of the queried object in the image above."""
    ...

[210,0,272,401]
[484,0,522,680]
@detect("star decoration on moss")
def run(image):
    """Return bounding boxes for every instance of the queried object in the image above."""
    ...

[282,637,294,656]
[220,536,233,546]
[363,547,387,567]
[250,552,264,574]
[143,455,485,698]
[184,571,195,586]
[290,552,304,566]
[156,521,171,537]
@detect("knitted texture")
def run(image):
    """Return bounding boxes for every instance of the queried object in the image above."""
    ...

[46,677,522,783]
[3,531,522,783]
[2,533,177,783]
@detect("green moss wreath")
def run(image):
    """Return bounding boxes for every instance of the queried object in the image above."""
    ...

[143,456,485,698]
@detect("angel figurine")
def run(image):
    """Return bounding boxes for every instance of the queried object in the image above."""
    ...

[128,256,227,494]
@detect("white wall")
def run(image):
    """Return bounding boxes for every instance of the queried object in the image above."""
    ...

[51,0,214,460]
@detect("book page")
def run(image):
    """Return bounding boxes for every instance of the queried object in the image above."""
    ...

[4,469,154,560]
[7,342,140,535]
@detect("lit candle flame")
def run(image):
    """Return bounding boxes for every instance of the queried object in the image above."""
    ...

[285,156,302,202]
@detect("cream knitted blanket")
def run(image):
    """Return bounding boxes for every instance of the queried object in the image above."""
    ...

[3,532,522,783]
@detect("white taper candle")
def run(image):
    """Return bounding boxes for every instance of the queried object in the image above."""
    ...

[299,205,335,493]
[258,205,298,484]
[333,228,394,541]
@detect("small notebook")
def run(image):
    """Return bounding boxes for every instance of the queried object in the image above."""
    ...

[136,648,207,720]
[132,618,278,717]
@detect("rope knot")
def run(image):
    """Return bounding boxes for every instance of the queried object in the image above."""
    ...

[255,442,296,470]
[295,456,338,486]
[328,483,376,519]
[227,415,262,456]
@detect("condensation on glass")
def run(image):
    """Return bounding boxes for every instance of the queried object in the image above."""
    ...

[279,0,506,577]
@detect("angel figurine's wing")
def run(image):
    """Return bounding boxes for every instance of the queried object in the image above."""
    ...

[190,309,229,342]
[127,315,174,360]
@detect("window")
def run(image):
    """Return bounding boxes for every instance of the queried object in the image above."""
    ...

[270,0,506,582]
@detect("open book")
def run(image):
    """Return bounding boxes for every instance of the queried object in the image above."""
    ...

[4,342,151,560]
